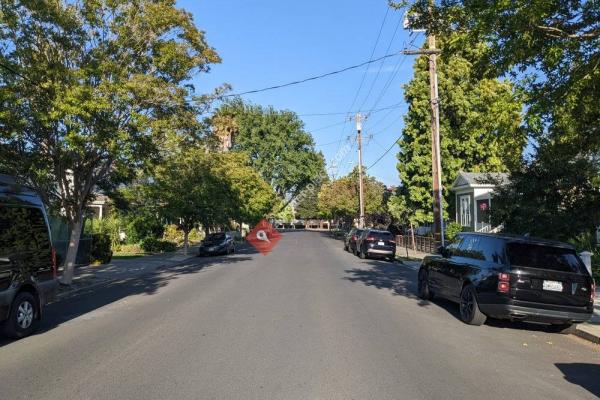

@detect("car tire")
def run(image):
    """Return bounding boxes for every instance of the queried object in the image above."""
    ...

[417,270,434,300]
[459,285,487,326]
[388,256,395,262]
[4,292,39,339]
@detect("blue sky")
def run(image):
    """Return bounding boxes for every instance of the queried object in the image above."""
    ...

[178,0,425,186]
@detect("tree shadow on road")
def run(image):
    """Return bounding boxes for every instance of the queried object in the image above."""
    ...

[555,363,600,398]
[0,252,254,348]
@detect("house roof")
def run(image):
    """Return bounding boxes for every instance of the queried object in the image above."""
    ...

[451,171,509,190]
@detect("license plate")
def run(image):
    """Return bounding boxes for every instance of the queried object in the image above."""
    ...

[378,241,385,246]
[543,280,563,292]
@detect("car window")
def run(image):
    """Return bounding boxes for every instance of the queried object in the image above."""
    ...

[506,243,585,273]
[480,237,506,264]
[206,233,225,242]
[0,205,51,269]
[455,235,485,260]
[370,231,393,240]
[445,235,463,256]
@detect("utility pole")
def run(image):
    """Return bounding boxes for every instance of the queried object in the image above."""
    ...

[355,113,366,228]
[403,10,445,246]
[428,34,444,246]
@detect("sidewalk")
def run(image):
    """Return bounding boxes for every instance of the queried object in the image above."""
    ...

[573,291,600,344]
[56,245,200,300]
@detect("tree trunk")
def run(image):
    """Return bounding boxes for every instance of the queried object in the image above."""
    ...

[410,222,416,251]
[204,225,210,237]
[183,229,190,255]
[61,214,84,285]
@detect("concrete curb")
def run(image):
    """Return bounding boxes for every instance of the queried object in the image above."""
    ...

[573,326,600,344]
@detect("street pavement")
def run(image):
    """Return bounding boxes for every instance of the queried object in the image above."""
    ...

[0,231,598,400]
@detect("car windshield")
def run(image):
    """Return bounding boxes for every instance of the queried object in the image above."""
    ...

[507,243,586,273]
[205,233,225,243]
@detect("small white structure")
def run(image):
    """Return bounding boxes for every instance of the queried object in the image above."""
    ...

[450,172,508,232]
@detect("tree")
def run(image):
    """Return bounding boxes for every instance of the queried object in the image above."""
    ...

[405,0,599,153]
[490,140,600,242]
[0,1,220,283]
[211,99,326,200]
[318,169,387,223]
[403,1,600,238]
[397,35,526,224]
[151,150,276,254]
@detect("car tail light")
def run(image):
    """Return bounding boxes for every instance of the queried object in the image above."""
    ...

[51,247,58,278]
[352,235,357,240]
[388,240,395,245]
[366,236,375,241]
[497,272,510,293]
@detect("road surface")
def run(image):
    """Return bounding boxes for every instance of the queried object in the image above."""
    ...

[0,231,598,399]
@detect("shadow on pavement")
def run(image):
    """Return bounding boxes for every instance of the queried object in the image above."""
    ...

[0,252,253,348]
[555,363,600,398]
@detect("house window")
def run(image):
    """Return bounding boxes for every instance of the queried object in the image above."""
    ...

[459,195,471,227]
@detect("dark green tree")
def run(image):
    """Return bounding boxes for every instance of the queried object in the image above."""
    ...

[397,36,526,224]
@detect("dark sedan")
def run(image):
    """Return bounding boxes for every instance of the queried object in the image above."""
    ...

[198,233,235,256]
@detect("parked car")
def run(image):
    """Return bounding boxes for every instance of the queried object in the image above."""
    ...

[418,232,595,330]
[355,229,396,261]
[344,227,364,254]
[198,232,235,256]
[0,175,58,339]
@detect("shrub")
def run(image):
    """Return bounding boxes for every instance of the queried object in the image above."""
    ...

[85,216,123,250]
[116,243,144,254]
[90,233,112,264]
[163,224,184,245]
[445,222,463,241]
[140,237,176,253]
[124,214,164,244]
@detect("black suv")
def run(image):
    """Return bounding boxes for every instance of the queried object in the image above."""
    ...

[418,232,595,329]
[356,229,396,261]
[198,232,235,256]
[0,175,58,338]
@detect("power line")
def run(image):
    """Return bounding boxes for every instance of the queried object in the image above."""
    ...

[222,49,403,98]
[332,5,390,164]
[357,15,403,112]
[366,134,402,170]
[298,101,404,117]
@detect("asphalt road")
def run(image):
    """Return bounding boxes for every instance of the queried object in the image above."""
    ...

[0,231,598,400]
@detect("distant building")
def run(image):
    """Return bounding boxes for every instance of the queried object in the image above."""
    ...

[88,194,110,220]
[450,171,508,233]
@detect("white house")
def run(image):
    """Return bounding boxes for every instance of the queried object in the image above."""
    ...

[450,171,508,232]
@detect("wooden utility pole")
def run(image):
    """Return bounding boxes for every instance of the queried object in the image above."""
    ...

[356,113,366,228]
[403,10,445,246]
[428,34,444,246]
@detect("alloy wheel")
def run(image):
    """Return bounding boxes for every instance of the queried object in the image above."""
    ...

[17,301,34,329]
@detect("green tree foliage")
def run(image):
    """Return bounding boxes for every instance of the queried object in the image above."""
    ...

[318,169,386,221]
[295,183,322,219]
[491,141,600,242]
[150,149,276,254]
[397,36,526,224]
[211,99,326,199]
[0,0,220,283]
[406,0,599,152]
[406,1,600,240]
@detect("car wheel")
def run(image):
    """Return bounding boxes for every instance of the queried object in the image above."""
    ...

[4,292,39,339]
[459,285,487,326]
[417,270,434,300]
[547,323,575,334]
[388,255,395,262]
